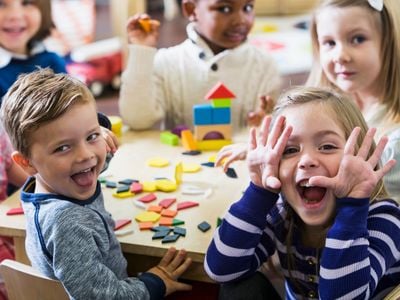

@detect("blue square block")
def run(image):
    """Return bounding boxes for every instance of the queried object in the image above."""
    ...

[193,104,213,125]
[212,107,231,124]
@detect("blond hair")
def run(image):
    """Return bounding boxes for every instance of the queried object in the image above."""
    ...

[307,0,400,121]
[0,68,94,157]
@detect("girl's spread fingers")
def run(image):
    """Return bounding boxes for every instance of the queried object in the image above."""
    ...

[258,116,271,146]
[344,127,360,155]
[275,125,292,156]
[267,116,284,148]
[249,127,257,150]
[368,135,389,167]
[357,128,376,159]
[377,159,397,178]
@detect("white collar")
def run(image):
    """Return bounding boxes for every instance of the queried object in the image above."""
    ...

[0,42,46,68]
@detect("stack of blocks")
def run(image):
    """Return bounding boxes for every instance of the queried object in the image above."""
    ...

[192,82,235,151]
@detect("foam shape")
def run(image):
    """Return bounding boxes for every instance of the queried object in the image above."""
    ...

[138,18,151,32]
[175,163,183,185]
[147,157,170,167]
[118,179,137,185]
[155,179,177,192]
[113,191,135,198]
[135,211,160,223]
[160,131,179,146]
[138,193,157,203]
[130,182,143,193]
[198,221,211,232]
[182,150,202,156]
[182,162,201,173]
[109,115,123,137]
[6,207,24,216]
[142,181,157,192]
[172,219,185,226]
[226,168,238,178]
[171,125,189,137]
[197,139,232,151]
[116,185,130,193]
[205,82,235,100]
[133,200,147,209]
[159,217,174,226]
[161,234,180,243]
[148,205,163,213]
[159,198,176,208]
[152,230,170,240]
[173,227,186,237]
[139,222,154,230]
[114,228,134,236]
[161,209,178,218]
[181,130,197,151]
[105,181,117,188]
[151,226,172,232]
[114,219,132,230]
[177,201,199,210]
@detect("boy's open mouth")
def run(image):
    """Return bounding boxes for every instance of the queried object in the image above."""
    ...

[71,167,96,187]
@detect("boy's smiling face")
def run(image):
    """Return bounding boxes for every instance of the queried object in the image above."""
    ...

[26,101,107,200]
[187,0,255,54]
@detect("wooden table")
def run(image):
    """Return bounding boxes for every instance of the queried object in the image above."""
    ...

[0,130,250,282]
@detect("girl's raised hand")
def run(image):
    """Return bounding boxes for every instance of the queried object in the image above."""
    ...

[247,116,292,192]
[126,14,160,47]
[309,127,396,199]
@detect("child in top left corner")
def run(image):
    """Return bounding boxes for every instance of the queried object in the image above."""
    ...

[0,0,66,103]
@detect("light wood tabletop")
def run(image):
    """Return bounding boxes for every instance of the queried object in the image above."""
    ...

[0,130,250,282]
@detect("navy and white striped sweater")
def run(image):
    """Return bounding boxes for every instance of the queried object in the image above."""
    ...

[205,183,400,299]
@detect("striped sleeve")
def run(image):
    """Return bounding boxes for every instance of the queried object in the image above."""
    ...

[204,183,279,282]
[319,198,400,299]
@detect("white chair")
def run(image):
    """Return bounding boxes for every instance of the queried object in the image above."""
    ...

[0,259,69,300]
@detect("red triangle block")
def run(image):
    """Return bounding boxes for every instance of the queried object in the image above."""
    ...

[6,207,24,216]
[205,82,235,100]
[159,198,176,209]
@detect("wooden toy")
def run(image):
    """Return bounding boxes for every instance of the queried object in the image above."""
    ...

[181,130,197,151]
[177,201,199,210]
[191,82,235,151]
[198,221,211,232]
[114,219,132,230]
[160,131,179,146]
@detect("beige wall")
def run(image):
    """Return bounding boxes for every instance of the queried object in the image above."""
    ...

[255,0,318,15]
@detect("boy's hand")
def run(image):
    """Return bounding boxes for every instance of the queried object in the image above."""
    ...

[247,116,292,192]
[309,127,396,199]
[148,247,192,296]
[126,13,160,47]
[215,143,247,172]
[247,95,274,127]
[100,127,119,154]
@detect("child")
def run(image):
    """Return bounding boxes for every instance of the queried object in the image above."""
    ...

[217,0,400,204]
[0,68,192,299]
[119,0,281,130]
[307,0,400,203]
[205,87,400,299]
[0,0,66,102]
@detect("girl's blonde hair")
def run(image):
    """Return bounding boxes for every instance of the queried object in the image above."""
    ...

[29,0,54,49]
[307,0,400,121]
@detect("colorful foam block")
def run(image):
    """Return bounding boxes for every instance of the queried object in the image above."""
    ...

[182,163,201,173]
[181,130,197,151]
[211,98,232,108]
[160,131,179,146]
[113,191,134,198]
[135,211,160,223]
[139,222,154,230]
[193,104,213,125]
[197,139,232,151]
[205,82,235,100]
[173,227,186,237]
[177,201,199,210]
[194,124,232,141]
[226,167,238,178]
[148,205,163,213]
[130,182,143,193]
[198,221,211,232]
[6,207,24,216]
[212,107,231,124]
[138,193,157,203]
[161,234,180,243]
[118,179,138,185]
[105,181,117,188]
[114,219,132,230]
[142,181,157,192]
[116,185,130,193]
[161,209,178,218]
[155,179,177,192]
[159,198,176,209]
[152,230,170,240]
[147,157,170,167]
[175,163,183,185]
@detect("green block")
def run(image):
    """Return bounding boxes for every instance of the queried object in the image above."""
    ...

[211,98,232,108]
[160,131,179,146]
[172,219,185,226]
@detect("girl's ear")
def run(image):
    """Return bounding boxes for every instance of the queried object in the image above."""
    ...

[12,151,37,176]
[182,0,197,21]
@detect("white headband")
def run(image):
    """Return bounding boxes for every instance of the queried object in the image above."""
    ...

[368,0,383,11]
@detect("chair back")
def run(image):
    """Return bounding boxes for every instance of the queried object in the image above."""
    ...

[384,284,400,300]
[0,259,69,300]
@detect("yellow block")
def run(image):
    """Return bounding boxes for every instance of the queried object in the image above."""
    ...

[155,179,177,192]
[147,157,170,167]
[112,191,134,198]
[108,115,123,137]
[181,130,197,151]
[175,162,183,185]
[197,140,232,151]
[142,181,157,192]
[135,211,160,223]
[182,163,201,173]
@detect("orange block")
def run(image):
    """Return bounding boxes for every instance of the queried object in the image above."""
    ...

[139,222,154,230]
[161,209,178,218]
[181,130,197,151]
[148,205,163,213]
[159,217,174,226]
